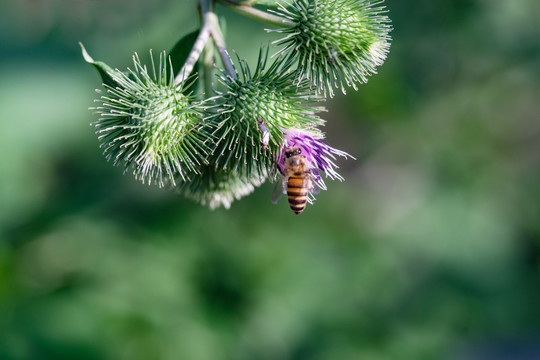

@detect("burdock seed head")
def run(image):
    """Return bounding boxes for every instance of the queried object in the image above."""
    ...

[206,48,325,179]
[271,0,392,97]
[90,51,213,187]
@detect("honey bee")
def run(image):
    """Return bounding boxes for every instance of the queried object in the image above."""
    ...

[272,146,319,214]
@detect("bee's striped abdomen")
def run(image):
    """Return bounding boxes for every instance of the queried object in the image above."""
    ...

[287,175,310,215]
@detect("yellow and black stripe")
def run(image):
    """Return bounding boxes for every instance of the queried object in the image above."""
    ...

[287,175,309,214]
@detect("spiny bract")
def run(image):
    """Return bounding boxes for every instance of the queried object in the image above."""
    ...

[271,0,392,97]
[93,52,212,187]
[177,166,267,209]
[206,50,325,179]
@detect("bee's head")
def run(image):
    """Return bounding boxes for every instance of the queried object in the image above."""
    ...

[284,147,302,158]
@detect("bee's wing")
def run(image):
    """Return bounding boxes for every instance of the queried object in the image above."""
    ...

[310,179,321,195]
[309,169,325,195]
[271,177,287,204]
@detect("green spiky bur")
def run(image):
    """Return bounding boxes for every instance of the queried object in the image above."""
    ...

[80,0,391,209]
[177,165,266,209]
[88,51,213,187]
[207,52,325,178]
[172,52,327,208]
[271,0,392,97]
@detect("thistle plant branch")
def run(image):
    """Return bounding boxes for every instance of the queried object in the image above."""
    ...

[175,0,236,84]
[202,40,215,96]
[174,26,210,84]
[83,0,392,212]
[207,10,236,79]
[216,0,296,27]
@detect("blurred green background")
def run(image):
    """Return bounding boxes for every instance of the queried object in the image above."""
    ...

[1,0,540,359]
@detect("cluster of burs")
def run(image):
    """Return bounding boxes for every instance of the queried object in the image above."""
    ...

[82,0,392,212]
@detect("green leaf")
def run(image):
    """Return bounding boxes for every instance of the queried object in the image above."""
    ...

[168,29,200,76]
[79,42,120,87]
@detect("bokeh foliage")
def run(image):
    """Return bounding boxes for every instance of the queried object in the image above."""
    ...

[1,0,540,359]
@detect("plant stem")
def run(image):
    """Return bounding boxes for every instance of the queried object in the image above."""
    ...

[208,14,236,79]
[175,0,237,84]
[217,0,295,27]
[202,39,214,96]
[175,24,211,84]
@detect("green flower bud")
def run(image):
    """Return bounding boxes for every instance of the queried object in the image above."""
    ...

[271,0,392,96]
[207,49,325,178]
[92,52,212,187]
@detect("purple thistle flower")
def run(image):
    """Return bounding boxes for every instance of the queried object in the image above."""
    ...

[276,129,354,190]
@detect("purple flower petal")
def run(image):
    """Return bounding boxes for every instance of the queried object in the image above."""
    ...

[276,128,354,193]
